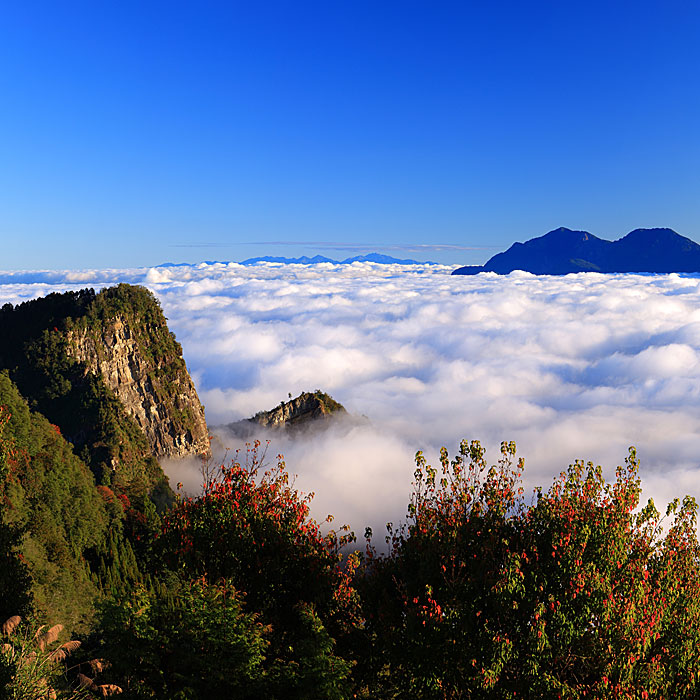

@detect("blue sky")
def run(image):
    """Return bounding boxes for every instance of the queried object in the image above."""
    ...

[2,1,699,269]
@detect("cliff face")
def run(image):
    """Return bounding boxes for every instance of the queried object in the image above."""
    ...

[224,391,346,441]
[65,314,209,458]
[0,283,209,497]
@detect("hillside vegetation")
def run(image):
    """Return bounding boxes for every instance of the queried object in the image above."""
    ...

[4,427,700,697]
[0,284,207,500]
[0,285,207,639]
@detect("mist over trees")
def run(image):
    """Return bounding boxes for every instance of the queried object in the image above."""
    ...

[3,417,700,697]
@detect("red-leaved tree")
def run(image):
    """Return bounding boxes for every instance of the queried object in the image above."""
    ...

[156,441,362,700]
[358,441,700,700]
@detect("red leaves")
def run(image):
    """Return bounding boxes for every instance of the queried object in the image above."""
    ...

[96,485,116,502]
[363,442,700,697]
[157,441,362,644]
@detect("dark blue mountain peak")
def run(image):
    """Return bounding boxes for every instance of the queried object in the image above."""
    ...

[453,227,700,276]
[240,255,337,265]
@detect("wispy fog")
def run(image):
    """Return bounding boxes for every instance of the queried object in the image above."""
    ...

[3,262,700,536]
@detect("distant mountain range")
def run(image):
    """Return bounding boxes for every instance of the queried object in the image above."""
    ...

[242,252,439,265]
[452,228,700,276]
[160,252,436,267]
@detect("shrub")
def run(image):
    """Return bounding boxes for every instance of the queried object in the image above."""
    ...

[359,441,700,699]
[151,442,361,699]
[0,615,120,700]
[97,578,264,699]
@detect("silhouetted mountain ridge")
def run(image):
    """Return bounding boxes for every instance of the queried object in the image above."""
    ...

[452,227,700,275]
[160,253,437,266]
[241,252,437,265]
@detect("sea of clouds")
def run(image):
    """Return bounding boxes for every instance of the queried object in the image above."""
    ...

[2,262,700,537]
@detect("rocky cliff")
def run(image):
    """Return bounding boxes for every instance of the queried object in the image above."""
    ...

[225,391,347,439]
[0,284,208,497]
[65,311,209,459]
[251,391,346,429]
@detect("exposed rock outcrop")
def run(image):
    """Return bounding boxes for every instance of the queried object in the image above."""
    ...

[65,314,209,458]
[252,391,346,429]
[225,391,347,439]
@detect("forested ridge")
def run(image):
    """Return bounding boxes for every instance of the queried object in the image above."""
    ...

[0,284,207,499]
[2,287,700,698]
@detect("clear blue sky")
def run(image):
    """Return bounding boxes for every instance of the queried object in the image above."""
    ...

[2,1,699,268]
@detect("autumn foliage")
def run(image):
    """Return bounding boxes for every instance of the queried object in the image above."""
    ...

[358,441,700,699]
[158,443,358,624]
[129,442,362,699]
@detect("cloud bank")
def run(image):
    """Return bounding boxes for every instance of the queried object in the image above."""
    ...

[3,262,700,536]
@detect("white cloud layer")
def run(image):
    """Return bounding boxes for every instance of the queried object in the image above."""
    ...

[3,262,700,536]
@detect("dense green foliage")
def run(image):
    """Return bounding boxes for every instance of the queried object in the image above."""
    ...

[0,406,32,624]
[97,578,267,699]
[0,368,156,636]
[5,408,700,697]
[0,374,108,632]
[0,516,32,625]
[311,390,345,414]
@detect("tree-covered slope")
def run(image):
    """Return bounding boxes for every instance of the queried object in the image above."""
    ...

[0,372,108,631]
